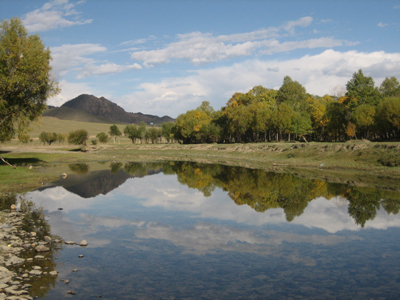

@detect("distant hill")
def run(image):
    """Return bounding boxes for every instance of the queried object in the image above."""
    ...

[43,106,112,123]
[44,94,175,124]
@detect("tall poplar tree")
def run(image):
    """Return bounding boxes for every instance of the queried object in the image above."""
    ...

[0,18,59,143]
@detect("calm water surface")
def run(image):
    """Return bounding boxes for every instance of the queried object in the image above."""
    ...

[24,162,400,299]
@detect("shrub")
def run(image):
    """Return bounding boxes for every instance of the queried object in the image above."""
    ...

[96,132,109,144]
[39,131,57,145]
[68,129,89,145]
[19,133,30,144]
[91,139,98,145]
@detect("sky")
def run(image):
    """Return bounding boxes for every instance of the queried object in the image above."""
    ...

[1,0,400,118]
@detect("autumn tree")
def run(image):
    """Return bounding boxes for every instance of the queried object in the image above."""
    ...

[174,110,212,143]
[0,18,59,143]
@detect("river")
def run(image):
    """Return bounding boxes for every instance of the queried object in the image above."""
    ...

[22,161,400,299]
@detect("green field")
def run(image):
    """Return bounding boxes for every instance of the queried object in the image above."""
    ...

[28,116,129,138]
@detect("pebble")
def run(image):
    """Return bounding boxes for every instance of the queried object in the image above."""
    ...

[35,245,49,252]
[79,240,88,247]
[0,207,63,298]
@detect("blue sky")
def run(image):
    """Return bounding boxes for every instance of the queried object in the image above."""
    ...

[1,0,400,118]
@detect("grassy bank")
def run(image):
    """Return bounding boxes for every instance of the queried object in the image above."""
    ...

[1,140,400,194]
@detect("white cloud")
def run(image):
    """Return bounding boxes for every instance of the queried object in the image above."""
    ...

[50,43,142,80]
[283,16,313,33]
[22,0,92,32]
[51,43,107,77]
[77,62,142,79]
[129,16,347,66]
[120,49,400,117]
[378,22,388,27]
[135,222,349,255]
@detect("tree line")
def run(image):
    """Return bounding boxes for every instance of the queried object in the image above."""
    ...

[169,71,400,144]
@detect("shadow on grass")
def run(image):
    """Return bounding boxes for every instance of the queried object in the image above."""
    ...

[0,157,44,166]
[0,151,11,154]
[68,147,84,152]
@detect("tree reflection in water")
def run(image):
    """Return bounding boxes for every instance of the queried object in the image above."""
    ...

[158,161,400,227]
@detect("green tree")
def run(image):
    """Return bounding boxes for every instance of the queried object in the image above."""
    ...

[0,18,59,143]
[352,104,376,138]
[124,124,139,143]
[379,77,400,98]
[345,69,383,106]
[276,76,307,110]
[109,124,122,143]
[146,127,161,144]
[68,129,88,145]
[161,122,175,143]
[57,133,68,144]
[376,97,400,139]
[196,101,215,117]
[271,103,293,141]
[138,121,147,143]
[96,132,109,144]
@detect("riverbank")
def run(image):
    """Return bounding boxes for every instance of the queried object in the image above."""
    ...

[0,203,61,299]
[1,140,400,194]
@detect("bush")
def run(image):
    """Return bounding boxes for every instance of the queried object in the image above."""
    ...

[96,132,109,144]
[91,139,98,145]
[68,129,89,145]
[39,131,57,145]
[19,133,30,144]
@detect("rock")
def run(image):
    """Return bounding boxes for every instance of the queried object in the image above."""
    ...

[44,236,52,243]
[0,266,13,284]
[64,241,76,245]
[10,205,16,211]
[49,271,58,276]
[78,255,84,258]
[30,232,36,237]
[61,172,67,179]
[78,240,88,247]
[34,255,45,260]
[35,245,49,252]
[33,266,41,270]
[72,269,78,272]
[29,269,42,276]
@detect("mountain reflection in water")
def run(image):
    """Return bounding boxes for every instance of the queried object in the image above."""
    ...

[25,161,400,299]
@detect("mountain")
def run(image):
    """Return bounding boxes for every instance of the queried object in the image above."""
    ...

[45,94,175,124]
[43,106,112,123]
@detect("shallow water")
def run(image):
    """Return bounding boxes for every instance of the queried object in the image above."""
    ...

[24,161,400,299]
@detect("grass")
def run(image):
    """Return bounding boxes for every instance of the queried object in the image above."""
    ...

[26,117,129,138]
